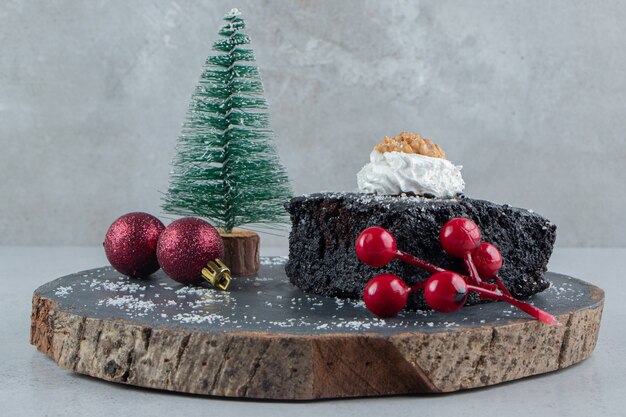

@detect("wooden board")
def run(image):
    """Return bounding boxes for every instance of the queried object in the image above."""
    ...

[30,257,604,400]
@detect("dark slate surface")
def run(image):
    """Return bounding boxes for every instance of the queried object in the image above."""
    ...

[285,193,557,310]
[34,258,599,336]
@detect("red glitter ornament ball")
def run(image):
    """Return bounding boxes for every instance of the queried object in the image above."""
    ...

[103,212,165,277]
[156,217,225,284]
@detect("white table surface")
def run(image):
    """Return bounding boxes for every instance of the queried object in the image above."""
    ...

[0,246,623,417]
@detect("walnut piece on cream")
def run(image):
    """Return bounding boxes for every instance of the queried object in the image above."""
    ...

[374,132,446,159]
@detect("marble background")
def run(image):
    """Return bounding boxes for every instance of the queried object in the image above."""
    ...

[1,0,625,247]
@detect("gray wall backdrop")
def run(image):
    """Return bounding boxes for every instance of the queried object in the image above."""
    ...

[1,0,625,248]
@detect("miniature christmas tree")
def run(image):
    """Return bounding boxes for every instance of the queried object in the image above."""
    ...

[162,8,292,234]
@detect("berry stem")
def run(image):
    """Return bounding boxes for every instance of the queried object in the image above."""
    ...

[464,253,499,297]
[467,285,561,326]
[409,280,427,294]
[492,275,513,297]
[395,250,445,275]
[463,253,484,286]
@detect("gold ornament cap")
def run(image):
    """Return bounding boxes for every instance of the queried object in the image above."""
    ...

[201,259,232,290]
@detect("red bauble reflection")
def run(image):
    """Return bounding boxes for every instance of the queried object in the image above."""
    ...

[103,212,165,277]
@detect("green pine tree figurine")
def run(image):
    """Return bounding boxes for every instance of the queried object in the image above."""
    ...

[163,8,292,234]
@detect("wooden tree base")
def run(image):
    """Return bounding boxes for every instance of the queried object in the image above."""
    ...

[219,229,260,276]
[30,258,604,400]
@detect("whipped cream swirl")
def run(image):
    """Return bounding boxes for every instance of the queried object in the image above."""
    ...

[357,151,465,198]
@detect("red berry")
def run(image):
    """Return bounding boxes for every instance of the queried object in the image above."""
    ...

[439,218,481,258]
[355,226,397,267]
[363,274,409,318]
[424,271,468,313]
[473,242,503,278]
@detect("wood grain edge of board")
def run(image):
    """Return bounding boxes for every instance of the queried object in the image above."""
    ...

[29,288,604,400]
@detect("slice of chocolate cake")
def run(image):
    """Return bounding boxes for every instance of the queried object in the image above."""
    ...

[284,192,556,310]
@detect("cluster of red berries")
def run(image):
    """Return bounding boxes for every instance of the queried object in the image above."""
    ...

[355,218,559,326]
